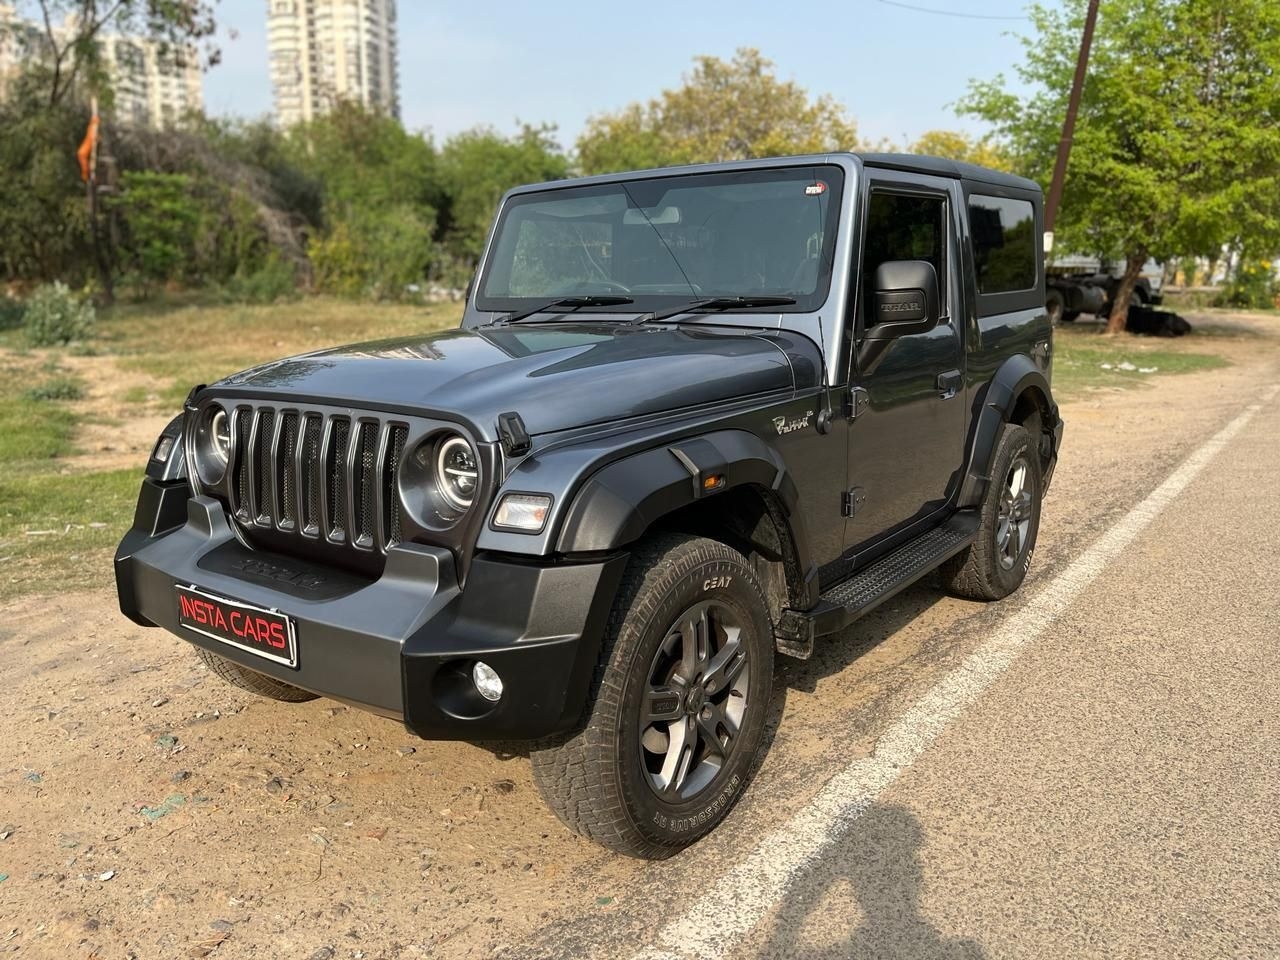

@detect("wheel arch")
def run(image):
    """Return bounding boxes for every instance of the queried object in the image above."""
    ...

[959,356,1060,508]
[554,430,820,616]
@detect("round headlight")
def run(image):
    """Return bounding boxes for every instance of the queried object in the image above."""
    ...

[209,407,230,465]
[436,435,478,512]
[194,404,231,484]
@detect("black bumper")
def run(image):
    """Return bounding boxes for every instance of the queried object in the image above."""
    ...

[115,480,627,740]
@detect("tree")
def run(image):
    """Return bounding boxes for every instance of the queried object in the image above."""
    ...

[437,124,569,263]
[6,0,218,108]
[962,0,1280,333]
[576,49,860,174]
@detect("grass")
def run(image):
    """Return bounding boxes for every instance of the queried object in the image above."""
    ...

[1052,323,1229,396]
[0,295,463,602]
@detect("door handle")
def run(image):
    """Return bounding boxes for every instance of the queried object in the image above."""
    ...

[937,370,962,400]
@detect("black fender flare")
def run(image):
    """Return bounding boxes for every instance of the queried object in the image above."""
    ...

[554,430,814,592]
[957,355,1059,507]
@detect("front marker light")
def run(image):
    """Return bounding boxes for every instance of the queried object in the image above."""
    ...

[152,434,176,463]
[492,493,552,533]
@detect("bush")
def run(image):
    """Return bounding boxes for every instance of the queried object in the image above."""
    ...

[24,375,85,401]
[0,297,25,330]
[218,254,299,304]
[1214,260,1278,310]
[24,282,95,345]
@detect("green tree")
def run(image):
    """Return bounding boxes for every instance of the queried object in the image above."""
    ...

[437,124,569,263]
[285,102,441,298]
[962,0,1280,333]
[576,48,860,175]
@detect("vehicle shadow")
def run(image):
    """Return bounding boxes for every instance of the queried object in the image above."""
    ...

[748,802,987,960]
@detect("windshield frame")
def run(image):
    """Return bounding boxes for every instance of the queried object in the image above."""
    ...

[472,163,847,319]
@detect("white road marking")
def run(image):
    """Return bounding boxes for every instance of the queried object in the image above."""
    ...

[633,384,1280,960]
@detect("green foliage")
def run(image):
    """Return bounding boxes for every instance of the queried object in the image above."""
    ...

[0,77,95,285]
[217,254,299,304]
[309,206,435,299]
[23,282,95,345]
[112,171,201,287]
[0,298,25,330]
[576,49,860,175]
[438,124,568,261]
[961,0,1280,271]
[1214,260,1278,310]
[24,375,85,401]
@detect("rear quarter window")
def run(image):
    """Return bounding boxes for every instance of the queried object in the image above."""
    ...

[966,191,1042,316]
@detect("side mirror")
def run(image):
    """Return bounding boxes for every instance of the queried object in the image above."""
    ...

[865,260,940,340]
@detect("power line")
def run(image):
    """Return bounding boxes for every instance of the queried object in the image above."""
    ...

[874,0,1029,21]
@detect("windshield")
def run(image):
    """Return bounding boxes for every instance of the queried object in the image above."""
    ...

[476,165,845,316]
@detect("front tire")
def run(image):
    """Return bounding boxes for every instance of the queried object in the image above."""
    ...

[196,647,319,702]
[531,534,775,859]
[942,423,1043,601]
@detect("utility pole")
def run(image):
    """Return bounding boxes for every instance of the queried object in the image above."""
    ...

[1043,0,1100,252]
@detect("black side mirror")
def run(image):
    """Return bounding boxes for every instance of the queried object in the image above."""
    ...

[865,260,940,340]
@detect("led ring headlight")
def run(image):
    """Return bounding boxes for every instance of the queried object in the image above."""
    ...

[209,407,230,465]
[436,435,478,512]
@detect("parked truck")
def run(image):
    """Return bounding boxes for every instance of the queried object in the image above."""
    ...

[1044,254,1164,323]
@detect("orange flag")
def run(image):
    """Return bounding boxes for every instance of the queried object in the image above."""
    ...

[77,111,99,183]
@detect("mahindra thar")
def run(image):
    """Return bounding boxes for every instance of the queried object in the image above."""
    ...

[116,153,1063,858]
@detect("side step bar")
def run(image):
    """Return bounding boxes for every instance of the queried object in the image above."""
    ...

[776,513,979,659]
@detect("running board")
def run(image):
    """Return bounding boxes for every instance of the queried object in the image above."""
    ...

[775,513,979,659]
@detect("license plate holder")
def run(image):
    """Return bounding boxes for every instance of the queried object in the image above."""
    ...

[175,585,298,668]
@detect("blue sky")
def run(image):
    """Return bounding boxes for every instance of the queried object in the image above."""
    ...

[203,0,1045,150]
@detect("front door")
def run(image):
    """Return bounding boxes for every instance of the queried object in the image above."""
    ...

[844,176,965,552]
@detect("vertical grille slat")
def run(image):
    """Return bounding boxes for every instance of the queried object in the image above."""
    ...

[277,412,300,530]
[233,409,252,521]
[299,414,322,535]
[384,425,408,549]
[326,417,350,542]
[352,422,378,548]
[255,410,275,524]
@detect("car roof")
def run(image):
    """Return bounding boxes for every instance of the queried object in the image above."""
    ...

[503,152,1040,198]
[856,152,1040,193]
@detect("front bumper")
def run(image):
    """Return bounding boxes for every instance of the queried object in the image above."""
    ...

[115,480,627,740]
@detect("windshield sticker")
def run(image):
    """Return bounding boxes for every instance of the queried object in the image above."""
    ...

[804,182,828,196]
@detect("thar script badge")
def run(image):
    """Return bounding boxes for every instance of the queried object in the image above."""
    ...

[772,410,814,436]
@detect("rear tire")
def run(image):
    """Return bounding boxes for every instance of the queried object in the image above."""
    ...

[196,647,319,702]
[531,534,775,859]
[942,423,1042,601]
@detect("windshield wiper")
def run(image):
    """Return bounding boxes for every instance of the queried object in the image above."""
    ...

[641,296,797,324]
[495,295,634,325]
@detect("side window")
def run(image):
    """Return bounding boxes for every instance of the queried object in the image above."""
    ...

[968,195,1036,294]
[860,192,947,331]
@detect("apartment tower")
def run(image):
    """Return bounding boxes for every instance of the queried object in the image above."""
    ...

[267,0,399,127]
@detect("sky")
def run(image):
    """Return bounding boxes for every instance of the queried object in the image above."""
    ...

[203,0,1045,150]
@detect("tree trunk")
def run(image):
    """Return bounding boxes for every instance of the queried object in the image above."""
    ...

[1105,250,1146,335]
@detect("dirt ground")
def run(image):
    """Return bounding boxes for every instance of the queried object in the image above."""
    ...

[0,311,1276,960]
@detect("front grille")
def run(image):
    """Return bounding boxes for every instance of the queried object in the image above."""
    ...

[229,405,409,554]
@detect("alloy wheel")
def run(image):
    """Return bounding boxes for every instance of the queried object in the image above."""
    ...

[639,600,750,801]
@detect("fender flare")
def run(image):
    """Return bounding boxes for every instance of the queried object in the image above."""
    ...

[555,429,803,553]
[957,355,1058,508]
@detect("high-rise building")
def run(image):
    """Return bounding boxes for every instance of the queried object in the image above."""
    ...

[0,3,201,127]
[267,0,399,128]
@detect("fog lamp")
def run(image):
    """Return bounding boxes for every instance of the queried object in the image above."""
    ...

[472,661,504,702]
[492,493,552,532]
